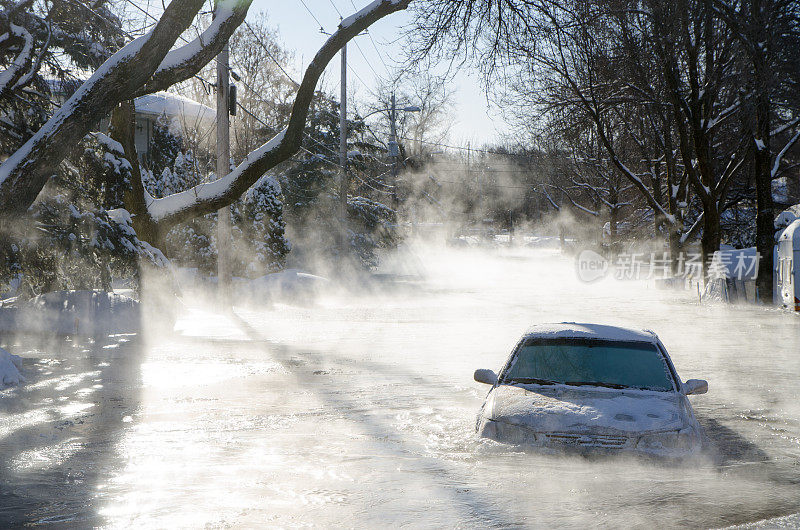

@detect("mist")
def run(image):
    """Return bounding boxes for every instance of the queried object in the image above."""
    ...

[4,233,799,527]
[5,0,800,526]
[120,243,800,527]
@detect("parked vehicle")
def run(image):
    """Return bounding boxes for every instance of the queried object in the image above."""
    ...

[776,219,800,311]
[474,323,708,457]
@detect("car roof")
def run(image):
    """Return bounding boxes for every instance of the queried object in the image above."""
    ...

[522,322,658,343]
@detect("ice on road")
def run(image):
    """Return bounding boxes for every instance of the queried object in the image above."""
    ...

[2,246,800,527]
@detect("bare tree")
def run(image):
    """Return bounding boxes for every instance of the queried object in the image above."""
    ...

[410,0,765,280]
[715,0,800,301]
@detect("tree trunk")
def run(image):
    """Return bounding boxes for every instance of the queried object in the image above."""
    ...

[701,205,721,284]
[754,103,774,304]
[750,1,775,304]
[668,226,683,276]
[109,102,163,248]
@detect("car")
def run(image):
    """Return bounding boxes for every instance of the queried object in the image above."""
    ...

[473,323,708,457]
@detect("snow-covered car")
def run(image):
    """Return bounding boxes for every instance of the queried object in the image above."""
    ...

[474,323,708,457]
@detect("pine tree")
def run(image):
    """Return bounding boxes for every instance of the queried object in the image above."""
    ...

[279,92,397,269]
[2,133,163,296]
[235,175,291,276]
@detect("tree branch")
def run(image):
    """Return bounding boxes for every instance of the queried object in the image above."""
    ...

[0,0,206,216]
[135,0,253,96]
[147,0,411,228]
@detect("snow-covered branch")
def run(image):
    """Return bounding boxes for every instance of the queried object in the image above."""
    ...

[771,128,800,179]
[136,0,253,96]
[770,117,800,138]
[0,23,33,94]
[538,186,560,211]
[680,212,704,245]
[144,0,411,229]
[0,0,206,216]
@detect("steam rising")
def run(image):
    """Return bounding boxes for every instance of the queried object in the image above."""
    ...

[2,154,800,527]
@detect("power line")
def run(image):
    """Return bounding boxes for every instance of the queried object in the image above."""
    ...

[350,37,381,79]
[396,135,520,156]
[241,19,300,87]
[349,0,391,76]
[298,0,326,31]
[291,0,375,98]
[366,30,391,76]
[327,0,343,18]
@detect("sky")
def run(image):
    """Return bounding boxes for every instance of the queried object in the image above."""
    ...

[249,0,510,146]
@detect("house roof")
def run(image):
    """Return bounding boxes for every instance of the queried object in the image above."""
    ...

[134,91,214,124]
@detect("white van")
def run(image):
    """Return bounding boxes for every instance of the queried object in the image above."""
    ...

[776,219,800,311]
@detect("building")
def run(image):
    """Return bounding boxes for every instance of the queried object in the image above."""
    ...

[45,78,214,160]
[132,91,214,159]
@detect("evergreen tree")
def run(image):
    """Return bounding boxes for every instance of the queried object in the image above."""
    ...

[1,133,165,296]
[235,176,291,276]
[280,92,398,269]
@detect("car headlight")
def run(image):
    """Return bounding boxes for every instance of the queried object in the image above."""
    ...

[478,419,537,444]
[637,430,695,452]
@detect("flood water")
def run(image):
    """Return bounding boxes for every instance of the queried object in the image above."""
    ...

[2,245,800,528]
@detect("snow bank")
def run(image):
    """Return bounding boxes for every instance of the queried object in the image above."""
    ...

[0,290,140,336]
[240,269,329,305]
[523,322,657,343]
[0,347,24,386]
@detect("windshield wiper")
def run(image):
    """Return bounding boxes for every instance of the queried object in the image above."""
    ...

[508,377,558,385]
[563,381,629,389]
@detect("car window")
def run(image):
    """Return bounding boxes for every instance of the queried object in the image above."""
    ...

[503,338,674,391]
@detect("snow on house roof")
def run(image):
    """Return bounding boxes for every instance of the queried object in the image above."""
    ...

[134,91,214,124]
[523,323,658,343]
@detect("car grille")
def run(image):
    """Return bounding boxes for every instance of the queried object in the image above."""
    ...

[544,432,629,448]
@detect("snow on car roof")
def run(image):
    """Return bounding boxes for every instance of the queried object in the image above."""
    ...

[523,322,658,343]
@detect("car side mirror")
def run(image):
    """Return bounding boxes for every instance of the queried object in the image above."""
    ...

[683,379,708,395]
[474,369,498,385]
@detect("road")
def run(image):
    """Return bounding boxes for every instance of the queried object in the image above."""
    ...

[2,245,800,527]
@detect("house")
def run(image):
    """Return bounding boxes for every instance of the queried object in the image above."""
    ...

[44,78,214,160]
[132,91,214,158]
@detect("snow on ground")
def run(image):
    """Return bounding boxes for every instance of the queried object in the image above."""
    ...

[0,347,23,385]
[729,512,800,529]
[0,290,140,335]
[1,245,800,527]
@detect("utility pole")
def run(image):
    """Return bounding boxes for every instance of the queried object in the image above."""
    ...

[389,92,399,210]
[216,36,231,308]
[339,44,348,226]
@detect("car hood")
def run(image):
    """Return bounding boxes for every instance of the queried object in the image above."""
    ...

[484,383,688,434]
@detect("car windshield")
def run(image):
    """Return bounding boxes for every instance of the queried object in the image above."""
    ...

[502,338,674,391]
